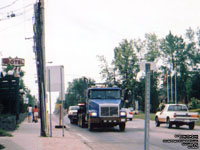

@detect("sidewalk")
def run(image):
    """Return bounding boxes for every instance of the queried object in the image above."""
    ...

[0,115,90,150]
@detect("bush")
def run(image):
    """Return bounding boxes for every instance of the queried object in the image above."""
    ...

[0,129,12,137]
[190,108,200,114]
[0,144,5,149]
[188,98,200,109]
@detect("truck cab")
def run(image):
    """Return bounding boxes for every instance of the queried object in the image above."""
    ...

[78,86,127,131]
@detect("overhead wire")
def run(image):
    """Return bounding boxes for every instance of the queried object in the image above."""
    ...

[0,7,34,22]
[0,17,33,33]
[0,0,20,10]
[12,3,34,13]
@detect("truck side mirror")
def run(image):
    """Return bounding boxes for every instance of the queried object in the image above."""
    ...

[87,90,91,99]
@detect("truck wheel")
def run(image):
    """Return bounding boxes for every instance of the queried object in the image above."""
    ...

[119,123,126,131]
[155,117,160,127]
[78,114,81,127]
[78,114,84,128]
[88,120,94,131]
[189,122,195,130]
[167,118,172,128]
[175,124,180,128]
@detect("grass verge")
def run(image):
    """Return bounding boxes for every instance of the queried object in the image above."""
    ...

[0,129,12,137]
[133,113,155,121]
[0,144,5,150]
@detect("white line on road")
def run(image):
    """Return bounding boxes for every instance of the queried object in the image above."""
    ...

[76,133,91,143]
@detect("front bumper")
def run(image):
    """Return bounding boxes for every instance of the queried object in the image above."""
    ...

[68,115,78,120]
[89,117,126,125]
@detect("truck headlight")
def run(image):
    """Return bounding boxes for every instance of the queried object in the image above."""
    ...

[90,112,97,117]
[120,111,126,116]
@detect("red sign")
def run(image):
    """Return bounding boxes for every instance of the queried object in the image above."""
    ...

[2,57,25,67]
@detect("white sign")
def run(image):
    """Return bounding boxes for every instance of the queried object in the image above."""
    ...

[46,65,65,100]
[140,61,156,71]
[24,98,29,104]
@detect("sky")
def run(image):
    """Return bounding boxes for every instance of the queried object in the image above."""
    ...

[0,0,200,108]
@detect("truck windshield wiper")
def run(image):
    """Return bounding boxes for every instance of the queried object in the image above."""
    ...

[106,96,116,99]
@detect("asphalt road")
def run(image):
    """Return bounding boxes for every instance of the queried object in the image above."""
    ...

[64,115,200,150]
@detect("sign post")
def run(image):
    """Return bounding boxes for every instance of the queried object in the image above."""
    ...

[60,66,65,137]
[140,62,156,150]
[48,68,52,137]
[144,63,151,150]
[46,65,65,136]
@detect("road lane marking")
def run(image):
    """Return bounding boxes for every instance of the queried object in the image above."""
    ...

[76,133,91,143]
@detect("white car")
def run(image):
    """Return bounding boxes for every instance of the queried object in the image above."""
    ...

[155,104,199,129]
[121,108,133,121]
[68,106,79,124]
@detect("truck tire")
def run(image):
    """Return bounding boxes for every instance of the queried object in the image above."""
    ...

[78,114,81,127]
[175,124,180,128]
[155,117,160,127]
[88,119,94,131]
[119,123,126,131]
[167,118,172,128]
[88,122,94,131]
[78,114,85,128]
[189,122,195,130]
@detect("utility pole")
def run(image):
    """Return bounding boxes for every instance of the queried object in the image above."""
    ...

[33,0,47,136]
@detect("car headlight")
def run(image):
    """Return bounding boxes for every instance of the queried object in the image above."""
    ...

[89,112,97,117]
[120,111,126,116]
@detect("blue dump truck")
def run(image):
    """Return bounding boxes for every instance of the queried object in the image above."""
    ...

[77,85,127,131]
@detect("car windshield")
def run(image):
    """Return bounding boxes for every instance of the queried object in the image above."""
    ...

[168,105,188,111]
[69,106,79,110]
[89,89,121,99]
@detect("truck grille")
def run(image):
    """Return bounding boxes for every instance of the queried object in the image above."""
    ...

[100,106,118,117]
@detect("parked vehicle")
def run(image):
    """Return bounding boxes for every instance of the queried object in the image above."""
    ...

[155,104,199,129]
[121,108,133,121]
[77,85,127,131]
[68,105,79,124]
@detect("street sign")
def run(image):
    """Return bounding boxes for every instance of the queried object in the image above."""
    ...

[140,61,156,71]
[24,98,29,104]
[46,65,65,99]
[2,57,25,67]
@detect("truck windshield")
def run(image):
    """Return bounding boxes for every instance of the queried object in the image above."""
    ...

[89,89,120,99]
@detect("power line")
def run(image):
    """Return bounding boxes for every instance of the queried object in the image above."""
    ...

[0,17,33,33]
[12,3,34,13]
[0,7,33,22]
[0,2,34,17]
[0,0,20,10]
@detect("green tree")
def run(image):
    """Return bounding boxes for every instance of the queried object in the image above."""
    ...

[184,28,200,101]
[64,77,95,108]
[160,32,188,103]
[144,33,160,61]
[113,39,139,106]
[144,33,160,112]
[97,55,116,86]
